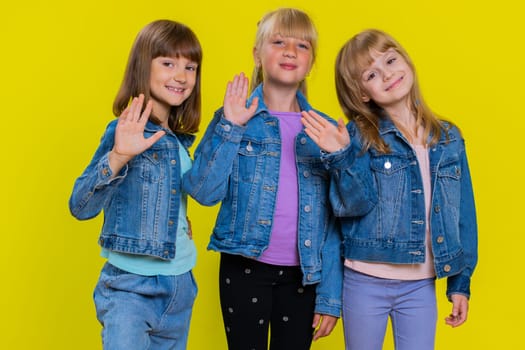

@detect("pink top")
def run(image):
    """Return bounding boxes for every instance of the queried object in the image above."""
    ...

[345,144,436,280]
[258,111,303,266]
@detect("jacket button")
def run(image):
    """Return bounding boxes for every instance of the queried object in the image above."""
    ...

[171,159,177,165]
[303,170,310,178]
[304,240,311,247]
[304,205,311,213]
[300,137,307,145]
[223,124,231,132]
[171,189,177,195]
[307,273,312,281]
[436,236,444,243]
[164,250,169,257]
[434,205,441,213]
[168,220,174,226]
[443,265,451,272]
[101,168,109,176]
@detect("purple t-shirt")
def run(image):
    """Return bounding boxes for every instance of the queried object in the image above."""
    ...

[258,111,303,266]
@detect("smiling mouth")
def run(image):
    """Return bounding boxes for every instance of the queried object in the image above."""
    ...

[280,63,297,70]
[166,86,185,93]
[386,76,403,91]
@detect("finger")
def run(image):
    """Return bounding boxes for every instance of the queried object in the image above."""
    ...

[225,81,233,98]
[307,110,327,126]
[144,130,166,148]
[119,105,131,121]
[231,74,241,96]
[134,94,145,123]
[337,118,346,132]
[240,73,249,99]
[128,96,141,122]
[247,96,259,114]
[312,314,321,329]
[140,100,153,125]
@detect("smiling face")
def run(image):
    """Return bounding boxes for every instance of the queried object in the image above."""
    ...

[255,33,313,90]
[359,48,414,110]
[149,55,198,125]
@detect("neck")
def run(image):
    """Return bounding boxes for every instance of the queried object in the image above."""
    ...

[262,83,300,112]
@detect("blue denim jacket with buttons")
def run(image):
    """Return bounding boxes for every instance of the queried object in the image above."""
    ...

[323,118,477,299]
[182,84,343,317]
[69,119,195,260]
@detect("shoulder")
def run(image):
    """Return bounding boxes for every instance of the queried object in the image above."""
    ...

[439,119,463,141]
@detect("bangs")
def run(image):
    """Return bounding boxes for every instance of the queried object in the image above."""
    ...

[259,9,317,48]
[351,35,397,78]
[153,25,202,64]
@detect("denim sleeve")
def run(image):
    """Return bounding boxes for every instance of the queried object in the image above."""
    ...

[446,139,478,299]
[68,122,128,220]
[322,137,377,218]
[182,109,245,206]
[314,217,343,317]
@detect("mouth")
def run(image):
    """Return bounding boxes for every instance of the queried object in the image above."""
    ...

[166,86,185,94]
[385,76,403,91]
[279,63,297,70]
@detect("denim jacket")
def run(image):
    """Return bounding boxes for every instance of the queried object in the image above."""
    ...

[69,119,195,260]
[322,118,477,298]
[182,84,343,316]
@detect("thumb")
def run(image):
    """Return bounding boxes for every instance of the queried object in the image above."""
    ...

[145,130,166,148]
[248,96,259,114]
[337,118,346,132]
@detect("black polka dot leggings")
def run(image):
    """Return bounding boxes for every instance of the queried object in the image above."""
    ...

[219,253,316,350]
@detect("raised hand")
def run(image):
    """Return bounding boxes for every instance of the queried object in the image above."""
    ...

[223,73,258,126]
[109,94,166,174]
[301,110,350,153]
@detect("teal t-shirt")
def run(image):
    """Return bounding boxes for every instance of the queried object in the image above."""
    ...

[101,139,196,276]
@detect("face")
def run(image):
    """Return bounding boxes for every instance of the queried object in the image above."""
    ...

[149,56,198,123]
[255,34,313,89]
[360,48,414,109]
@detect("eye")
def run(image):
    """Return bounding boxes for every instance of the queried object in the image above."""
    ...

[365,72,376,81]
[386,57,397,65]
[162,61,174,68]
[297,42,310,50]
[186,64,197,72]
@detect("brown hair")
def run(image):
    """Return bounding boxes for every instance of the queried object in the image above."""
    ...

[250,8,318,95]
[335,29,447,153]
[113,20,202,134]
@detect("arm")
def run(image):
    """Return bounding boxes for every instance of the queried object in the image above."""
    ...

[446,139,478,326]
[182,73,258,205]
[302,110,377,217]
[69,95,165,219]
[312,217,342,340]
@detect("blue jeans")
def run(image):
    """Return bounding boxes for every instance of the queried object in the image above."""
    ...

[94,262,198,350]
[342,268,437,350]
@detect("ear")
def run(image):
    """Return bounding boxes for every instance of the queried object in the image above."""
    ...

[253,47,260,67]
[361,94,370,102]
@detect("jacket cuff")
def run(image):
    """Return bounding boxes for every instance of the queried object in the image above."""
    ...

[213,114,245,143]
[314,296,341,318]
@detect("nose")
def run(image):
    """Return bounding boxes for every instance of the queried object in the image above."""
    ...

[283,43,297,58]
[173,68,186,83]
[383,68,394,81]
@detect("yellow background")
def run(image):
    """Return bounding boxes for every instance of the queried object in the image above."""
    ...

[1,0,521,348]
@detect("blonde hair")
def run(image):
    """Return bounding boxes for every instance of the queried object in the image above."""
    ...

[113,20,202,134]
[335,29,447,153]
[251,8,318,95]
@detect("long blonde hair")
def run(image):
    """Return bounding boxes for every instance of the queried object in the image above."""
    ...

[335,29,446,153]
[113,20,202,134]
[250,8,318,95]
